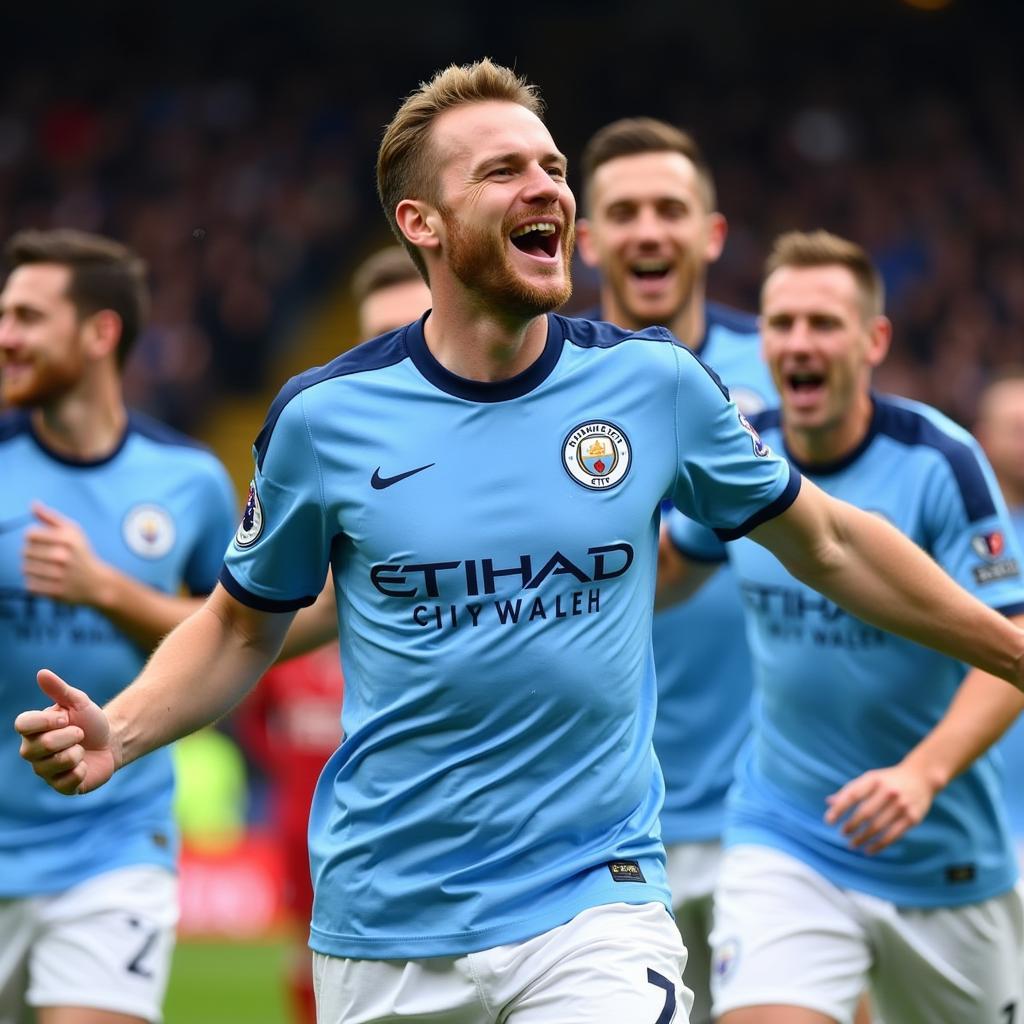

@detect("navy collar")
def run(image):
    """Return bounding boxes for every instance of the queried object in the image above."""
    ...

[404,312,564,402]
[782,396,881,477]
[28,410,132,468]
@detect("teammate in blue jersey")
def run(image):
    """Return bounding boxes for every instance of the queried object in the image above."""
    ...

[976,373,1024,867]
[661,230,1024,1024]
[576,116,776,1024]
[16,63,1024,1024]
[0,229,236,1024]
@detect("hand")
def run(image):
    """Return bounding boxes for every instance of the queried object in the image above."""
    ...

[824,762,939,855]
[22,502,113,607]
[15,670,120,795]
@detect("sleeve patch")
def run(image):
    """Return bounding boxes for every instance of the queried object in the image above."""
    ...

[234,480,265,548]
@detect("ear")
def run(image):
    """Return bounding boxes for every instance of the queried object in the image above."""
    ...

[704,212,728,265]
[866,315,892,369]
[81,309,123,362]
[575,218,601,269]
[395,199,442,258]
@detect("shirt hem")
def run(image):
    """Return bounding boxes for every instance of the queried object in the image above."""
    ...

[725,826,1019,908]
[308,886,672,960]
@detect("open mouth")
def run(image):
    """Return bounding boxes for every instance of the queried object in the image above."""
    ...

[629,259,672,283]
[786,370,826,396]
[510,221,560,259]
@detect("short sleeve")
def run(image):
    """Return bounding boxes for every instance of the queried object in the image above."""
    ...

[922,440,1024,616]
[220,390,331,611]
[184,458,238,595]
[665,507,729,564]
[668,346,800,540]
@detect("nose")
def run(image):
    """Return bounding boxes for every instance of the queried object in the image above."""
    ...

[631,205,667,246]
[0,315,18,349]
[521,161,562,206]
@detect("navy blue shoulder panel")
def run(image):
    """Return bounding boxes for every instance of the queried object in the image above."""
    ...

[875,398,996,523]
[0,408,30,442]
[127,410,211,453]
[706,300,759,336]
[748,407,782,433]
[255,326,409,470]
[557,313,673,350]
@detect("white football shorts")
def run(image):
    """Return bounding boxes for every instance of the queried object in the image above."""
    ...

[0,865,178,1024]
[314,901,691,1023]
[710,844,1024,1024]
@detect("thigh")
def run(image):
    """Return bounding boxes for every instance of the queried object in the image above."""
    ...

[867,885,1024,1024]
[674,894,713,1024]
[710,846,869,1024]
[312,953,487,1024]
[27,867,177,1023]
[665,841,721,1024]
[0,898,37,1024]
[499,902,690,1024]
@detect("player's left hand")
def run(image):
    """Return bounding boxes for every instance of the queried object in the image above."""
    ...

[22,502,113,606]
[824,763,937,854]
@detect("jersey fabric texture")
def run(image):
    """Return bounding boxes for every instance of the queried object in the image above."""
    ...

[652,301,777,843]
[0,409,237,897]
[221,312,800,960]
[997,507,1024,838]
[668,395,1024,907]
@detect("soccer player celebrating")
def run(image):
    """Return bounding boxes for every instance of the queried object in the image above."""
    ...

[576,117,775,1024]
[16,64,1024,1024]
[236,245,430,1024]
[661,231,1024,1024]
[975,372,1024,867]
[0,230,236,1024]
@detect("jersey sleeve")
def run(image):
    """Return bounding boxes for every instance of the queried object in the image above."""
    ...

[184,458,238,595]
[220,389,330,611]
[923,440,1024,616]
[664,507,729,563]
[668,345,800,540]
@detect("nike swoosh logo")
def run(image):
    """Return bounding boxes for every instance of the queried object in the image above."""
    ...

[371,463,435,490]
[0,514,32,535]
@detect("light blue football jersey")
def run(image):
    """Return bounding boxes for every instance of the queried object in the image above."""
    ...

[668,395,1024,907]
[652,302,776,842]
[221,312,799,959]
[996,507,1024,839]
[0,409,236,896]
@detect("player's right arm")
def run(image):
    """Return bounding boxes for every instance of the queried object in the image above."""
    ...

[16,582,292,796]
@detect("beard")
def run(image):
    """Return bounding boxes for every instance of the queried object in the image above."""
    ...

[1,350,84,408]
[441,205,574,320]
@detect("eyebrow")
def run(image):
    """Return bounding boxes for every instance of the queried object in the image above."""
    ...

[475,150,568,172]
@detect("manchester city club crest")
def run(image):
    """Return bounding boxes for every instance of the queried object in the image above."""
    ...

[562,420,632,490]
[235,480,264,548]
[122,504,176,559]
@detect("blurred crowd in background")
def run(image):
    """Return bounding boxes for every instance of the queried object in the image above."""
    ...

[0,0,1021,433]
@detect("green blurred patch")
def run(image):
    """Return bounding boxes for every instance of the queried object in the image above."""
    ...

[164,937,290,1024]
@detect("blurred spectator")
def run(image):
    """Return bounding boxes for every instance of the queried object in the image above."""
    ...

[0,5,1020,430]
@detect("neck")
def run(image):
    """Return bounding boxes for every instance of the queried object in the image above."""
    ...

[423,280,549,381]
[30,371,127,460]
[599,282,706,349]
[783,391,874,467]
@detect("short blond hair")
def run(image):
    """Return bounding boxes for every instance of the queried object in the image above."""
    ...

[377,58,544,279]
[764,230,884,321]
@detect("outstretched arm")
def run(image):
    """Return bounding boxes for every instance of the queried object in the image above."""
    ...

[750,480,1024,689]
[825,617,1024,852]
[16,583,292,795]
[23,502,206,649]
